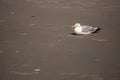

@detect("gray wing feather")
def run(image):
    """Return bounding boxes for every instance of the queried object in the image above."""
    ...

[81,25,97,33]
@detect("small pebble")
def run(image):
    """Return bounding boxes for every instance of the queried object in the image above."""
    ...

[49,44,55,47]
[58,39,61,42]
[31,16,36,17]
[0,50,3,53]
[19,33,28,35]
[29,23,36,26]
[34,69,40,72]
[16,51,20,54]
[10,12,15,15]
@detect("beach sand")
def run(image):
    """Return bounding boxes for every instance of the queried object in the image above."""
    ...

[0,0,120,80]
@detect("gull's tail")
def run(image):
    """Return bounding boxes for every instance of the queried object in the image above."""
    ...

[92,27,101,34]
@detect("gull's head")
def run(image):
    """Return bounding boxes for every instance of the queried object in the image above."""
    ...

[72,23,81,29]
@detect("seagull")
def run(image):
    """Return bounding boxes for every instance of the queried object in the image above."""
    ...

[71,23,100,35]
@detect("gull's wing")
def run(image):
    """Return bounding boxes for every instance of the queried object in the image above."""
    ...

[81,25,96,33]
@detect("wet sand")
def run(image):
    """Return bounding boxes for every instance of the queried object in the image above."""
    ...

[0,0,120,80]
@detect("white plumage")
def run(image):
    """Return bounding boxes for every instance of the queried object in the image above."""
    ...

[72,23,100,35]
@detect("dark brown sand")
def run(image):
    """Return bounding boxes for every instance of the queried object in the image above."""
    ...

[0,0,120,80]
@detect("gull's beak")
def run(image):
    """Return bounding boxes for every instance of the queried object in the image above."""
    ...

[72,25,76,29]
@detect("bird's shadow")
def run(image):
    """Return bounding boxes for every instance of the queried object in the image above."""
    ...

[70,33,78,35]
